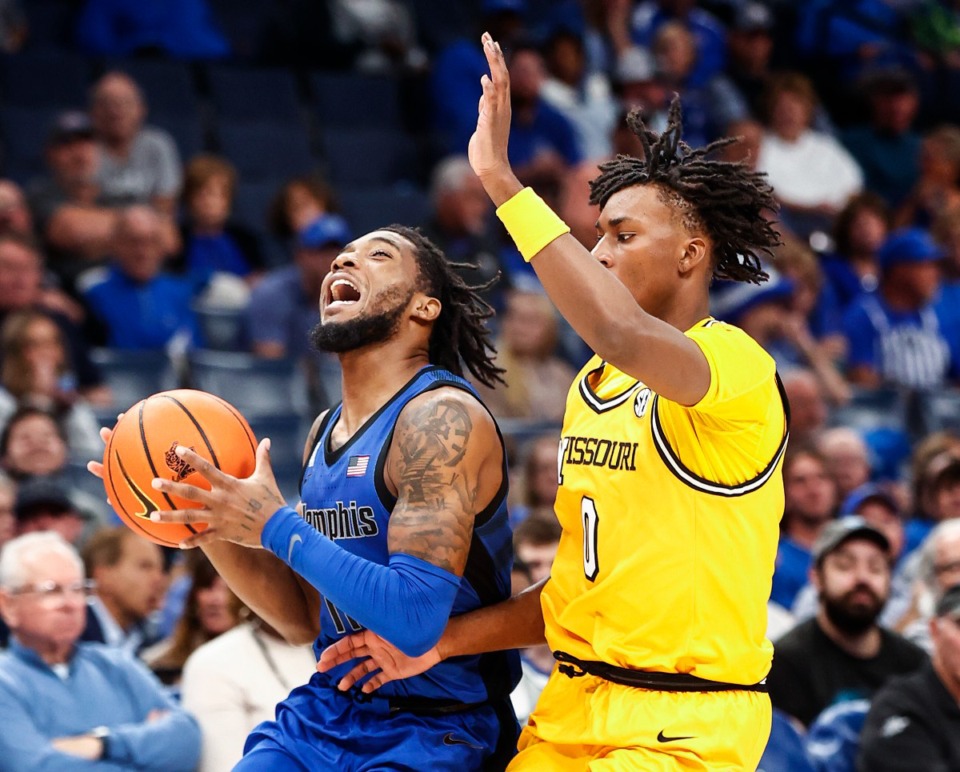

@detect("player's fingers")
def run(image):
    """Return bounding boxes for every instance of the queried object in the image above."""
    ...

[317,636,368,671]
[99,426,112,443]
[360,671,393,693]
[178,529,220,549]
[174,445,233,486]
[151,477,217,506]
[149,507,210,525]
[87,460,104,479]
[252,438,273,480]
[336,660,379,691]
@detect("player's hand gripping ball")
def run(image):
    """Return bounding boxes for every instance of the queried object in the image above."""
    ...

[101,389,257,546]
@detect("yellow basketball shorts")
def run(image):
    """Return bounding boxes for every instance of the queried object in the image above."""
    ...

[509,669,771,771]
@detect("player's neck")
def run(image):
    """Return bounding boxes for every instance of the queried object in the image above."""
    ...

[337,346,431,433]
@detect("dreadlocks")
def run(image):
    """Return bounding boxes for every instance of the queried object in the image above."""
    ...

[381,225,505,388]
[589,99,781,284]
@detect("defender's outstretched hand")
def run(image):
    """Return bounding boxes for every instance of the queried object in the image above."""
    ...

[318,629,441,693]
[148,439,286,549]
[469,32,522,206]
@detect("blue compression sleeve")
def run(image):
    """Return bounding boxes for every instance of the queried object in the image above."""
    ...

[262,506,461,656]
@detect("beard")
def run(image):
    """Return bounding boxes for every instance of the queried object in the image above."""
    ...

[310,286,413,354]
[821,584,885,635]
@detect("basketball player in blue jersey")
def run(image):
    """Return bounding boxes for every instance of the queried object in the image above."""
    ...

[92,225,521,770]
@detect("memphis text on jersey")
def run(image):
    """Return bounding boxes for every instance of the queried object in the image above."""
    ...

[303,501,379,540]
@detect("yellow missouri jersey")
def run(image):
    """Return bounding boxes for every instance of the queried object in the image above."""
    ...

[542,317,788,686]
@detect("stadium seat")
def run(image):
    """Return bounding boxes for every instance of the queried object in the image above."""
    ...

[187,349,309,416]
[310,73,401,130]
[207,64,303,124]
[826,387,908,434]
[89,348,180,415]
[757,709,815,772]
[22,0,78,50]
[218,121,316,182]
[102,58,199,117]
[149,112,207,162]
[916,387,960,435]
[319,128,419,187]
[193,304,247,352]
[0,106,56,182]
[232,179,281,236]
[0,51,92,109]
[338,186,431,234]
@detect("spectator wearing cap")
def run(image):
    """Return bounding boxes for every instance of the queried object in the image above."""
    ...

[77,205,198,350]
[858,583,960,770]
[13,479,86,547]
[768,516,928,728]
[247,213,351,364]
[725,2,776,120]
[841,68,922,208]
[842,227,956,390]
[25,110,120,279]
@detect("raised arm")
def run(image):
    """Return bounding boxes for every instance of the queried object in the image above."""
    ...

[469,33,710,405]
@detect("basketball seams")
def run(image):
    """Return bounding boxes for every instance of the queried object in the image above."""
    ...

[205,393,257,457]
[138,400,180,513]
[158,394,222,470]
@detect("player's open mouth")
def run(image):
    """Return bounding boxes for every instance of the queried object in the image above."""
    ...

[328,278,362,308]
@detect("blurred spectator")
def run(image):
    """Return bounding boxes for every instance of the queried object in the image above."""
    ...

[857,583,960,770]
[0,0,25,53]
[820,193,891,317]
[901,518,960,651]
[509,514,560,725]
[76,0,229,59]
[757,73,864,238]
[247,214,350,361]
[895,124,960,229]
[772,444,839,609]
[475,288,576,422]
[267,175,339,246]
[79,205,197,350]
[820,427,874,504]
[509,433,560,526]
[768,516,927,727]
[170,154,263,293]
[143,554,241,686]
[0,406,68,481]
[612,48,669,132]
[651,21,748,149]
[0,532,201,770]
[0,310,103,460]
[12,478,86,547]
[26,111,120,279]
[328,0,426,73]
[541,28,617,160]
[934,205,960,330]
[506,43,582,203]
[905,438,960,554]
[841,68,922,208]
[0,235,110,406]
[626,0,727,88]
[422,156,510,312]
[781,368,829,446]
[430,0,529,154]
[725,2,776,119]
[842,227,954,390]
[181,612,314,772]
[80,527,166,657]
[0,179,35,241]
[90,72,184,219]
[910,0,960,122]
[0,474,13,551]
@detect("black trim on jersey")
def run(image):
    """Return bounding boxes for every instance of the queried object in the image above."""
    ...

[577,361,641,414]
[298,409,337,495]
[650,373,790,497]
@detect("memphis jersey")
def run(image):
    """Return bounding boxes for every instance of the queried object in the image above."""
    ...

[542,318,788,686]
[300,365,520,704]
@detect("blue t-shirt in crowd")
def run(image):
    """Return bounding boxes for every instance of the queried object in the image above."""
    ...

[508,100,583,169]
[771,536,813,610]
[246,265,320,361]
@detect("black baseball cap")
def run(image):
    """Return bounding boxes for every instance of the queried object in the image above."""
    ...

[14,479,76,522]
[47,111,94,146]
[813,516,890,566]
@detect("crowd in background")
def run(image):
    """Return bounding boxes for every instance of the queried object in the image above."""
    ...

[0,0,959,769]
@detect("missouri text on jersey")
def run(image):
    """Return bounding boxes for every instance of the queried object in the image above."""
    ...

[303,501,379,540]
[559,436,639,472]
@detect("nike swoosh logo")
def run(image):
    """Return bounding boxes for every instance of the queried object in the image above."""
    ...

[287,533,303,563]
[117,453,159,519]
[657,730,695,743]
[442,733,484,750]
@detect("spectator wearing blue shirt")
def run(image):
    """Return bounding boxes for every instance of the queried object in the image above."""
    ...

[0,531,201,771]
[79,205,198,350]
[843,227,955,390]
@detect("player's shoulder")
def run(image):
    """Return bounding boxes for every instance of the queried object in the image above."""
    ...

[687,317,774,367]
[399,383,496,429]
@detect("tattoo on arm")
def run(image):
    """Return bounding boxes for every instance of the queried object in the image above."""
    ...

[388,396,481,574]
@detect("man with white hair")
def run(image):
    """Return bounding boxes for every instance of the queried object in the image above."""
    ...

[819,427,873,503]
[902,518,960,652]
[0,532,200,770]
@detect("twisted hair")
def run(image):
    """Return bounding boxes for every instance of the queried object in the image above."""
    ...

[589,98,781,284]
[381,225,505,388]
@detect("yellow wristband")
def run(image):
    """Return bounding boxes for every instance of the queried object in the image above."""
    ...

[495,187,570,263]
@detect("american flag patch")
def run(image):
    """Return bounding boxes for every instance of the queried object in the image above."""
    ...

[346,455,370,477]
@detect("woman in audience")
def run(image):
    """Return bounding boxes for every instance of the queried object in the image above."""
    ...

[268,174,339,244]
[0,309,102,460]
[143,552,242,686]
[895,124,960,229]
[509,432,561,527]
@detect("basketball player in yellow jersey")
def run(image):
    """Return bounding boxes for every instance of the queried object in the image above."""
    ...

[319,33,788,769]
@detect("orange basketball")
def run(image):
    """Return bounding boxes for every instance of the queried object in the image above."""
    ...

[102,389,257,547]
